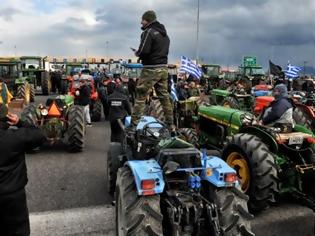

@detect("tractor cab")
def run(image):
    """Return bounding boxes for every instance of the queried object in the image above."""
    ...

[0,57,22,90]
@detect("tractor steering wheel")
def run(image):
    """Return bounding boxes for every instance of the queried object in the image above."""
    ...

[142,121,169,140]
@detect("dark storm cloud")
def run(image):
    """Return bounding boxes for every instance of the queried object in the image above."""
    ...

[0,7,20,21]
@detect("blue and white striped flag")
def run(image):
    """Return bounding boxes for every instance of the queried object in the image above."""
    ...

[179,56,202,79]
[170,78,178,102]
[285,64,302,78]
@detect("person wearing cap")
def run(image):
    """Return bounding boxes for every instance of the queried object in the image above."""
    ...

[262,83,295,131]
[131,10,174,129]
[0,104,46,235]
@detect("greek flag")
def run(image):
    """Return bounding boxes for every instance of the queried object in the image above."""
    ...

[170,78,178,102]
[285,64,302,78]
[179,56,202,79]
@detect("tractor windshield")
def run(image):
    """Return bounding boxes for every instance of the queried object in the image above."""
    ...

[203,66,220,76]
[0,64,19,78]
[22,58,41,69]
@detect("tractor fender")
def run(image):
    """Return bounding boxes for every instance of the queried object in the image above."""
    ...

[125,159,165,196]
[201,155,238,188]
[239,126,278,153]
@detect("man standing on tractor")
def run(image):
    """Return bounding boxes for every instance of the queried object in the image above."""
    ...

[0,104,46,236]
[261,83,294,131]
[130,10,174,129]
[108,84,132,142]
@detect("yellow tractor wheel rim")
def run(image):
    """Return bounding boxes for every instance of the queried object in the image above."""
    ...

[227,152,250,192]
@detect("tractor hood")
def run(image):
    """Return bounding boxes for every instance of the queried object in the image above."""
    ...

[211,89,231,97]
[198,105,250,131]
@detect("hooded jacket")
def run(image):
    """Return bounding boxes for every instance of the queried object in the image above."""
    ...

[136,21,170,67]
[108,87,132,122]
[0,120,46,194]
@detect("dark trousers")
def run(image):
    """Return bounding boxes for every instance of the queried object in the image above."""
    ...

[0,188,30,236]
[110,118,125,142]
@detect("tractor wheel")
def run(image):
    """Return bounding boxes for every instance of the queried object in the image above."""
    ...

[41,71,51,95]
[293,107,312,131]
[21,104,37,126]
[91,99,102,122]
[30,84,35,103]
[213,187,254,236]
[146,99,165,121]
[60,80,68,94]
[17,82,31,105]
[67,105,85,152]
[116,166,163,236]
[178,128,198,146]
[107,142,121,196]
[222,96,239,109]
[222,133,279,213]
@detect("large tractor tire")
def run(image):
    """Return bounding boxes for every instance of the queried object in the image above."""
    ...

[222,133,279,213]
[213,187,254,236]
[107,142,121,196]
[21,104,37,126]
[116,166,163,236]
[30,84,35,103]
[147,99,165,121]
[178,128,198,146]
[60,79,69,95]
[91,99,102,122]
[222,96,239,109]
[17,82,31,105]
[293,106,312,131]
[41,71,51,95]
[67,105,85,152]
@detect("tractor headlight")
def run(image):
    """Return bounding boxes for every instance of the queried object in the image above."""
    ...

[40,108,48,116]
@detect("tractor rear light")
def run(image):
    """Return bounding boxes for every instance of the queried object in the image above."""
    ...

[141,179,155,190]
[307,137,315,144]
[225,173,238,183]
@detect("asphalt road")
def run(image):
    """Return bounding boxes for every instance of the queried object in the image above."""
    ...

[23,96,112,213]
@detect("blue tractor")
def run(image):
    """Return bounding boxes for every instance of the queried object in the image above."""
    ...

[107,116,254,235]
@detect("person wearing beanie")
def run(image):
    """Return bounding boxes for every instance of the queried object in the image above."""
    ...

[262,83,295,130]
[131,10,174,129]
[0,104,46,235]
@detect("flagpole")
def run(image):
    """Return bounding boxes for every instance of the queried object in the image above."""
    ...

[196,0,200,64]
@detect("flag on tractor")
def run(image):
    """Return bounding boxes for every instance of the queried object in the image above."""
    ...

[170,77,178,102]
[285,64,302,78]
[179,56,202,79]
[269,60,282,76]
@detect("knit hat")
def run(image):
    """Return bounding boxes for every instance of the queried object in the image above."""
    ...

[274,83,288,98]
[0,103,8,119]
[142,10,157,23]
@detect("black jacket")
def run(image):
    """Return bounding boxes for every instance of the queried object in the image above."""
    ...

[262,97,293,125]
[108,90,132,122]
[0,121,46,194]
[75,85,91,106]
[136,21,170,66]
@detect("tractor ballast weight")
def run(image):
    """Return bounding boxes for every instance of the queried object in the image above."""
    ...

[109,116,254,235]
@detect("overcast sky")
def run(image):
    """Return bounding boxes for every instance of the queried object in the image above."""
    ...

[0,0,314,68]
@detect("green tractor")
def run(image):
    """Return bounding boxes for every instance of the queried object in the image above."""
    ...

[201,64,221,92]
[21,95,85,152]
[193,105,315,213]
[239,56,265,87]
[209,88,253,111]
[0,57,33,104]
[20,56,51,97]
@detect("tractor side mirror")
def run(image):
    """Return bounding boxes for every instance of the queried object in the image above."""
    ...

[163,161,180,175]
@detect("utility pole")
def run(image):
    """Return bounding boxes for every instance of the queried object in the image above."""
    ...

[105,41,109,62]
[303,60,307,76]
[196,0,200,64]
